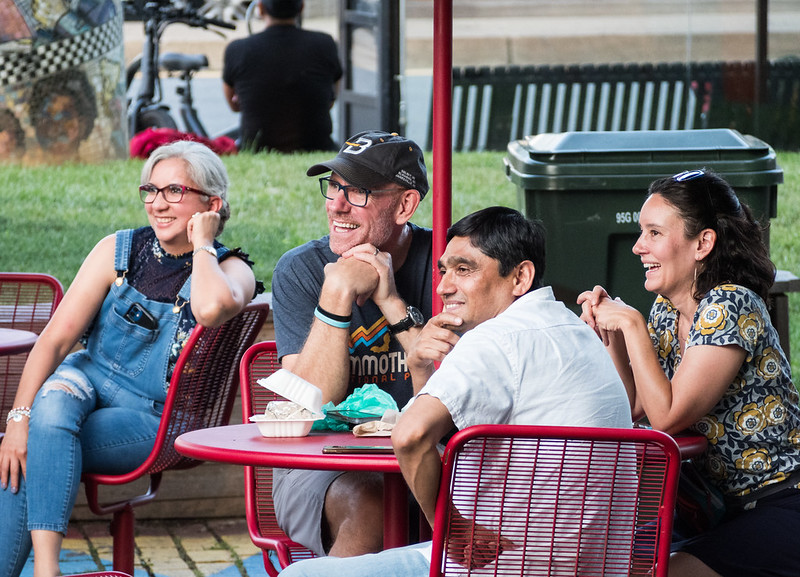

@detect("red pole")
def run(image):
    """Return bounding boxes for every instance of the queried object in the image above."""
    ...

[431,0,453,316]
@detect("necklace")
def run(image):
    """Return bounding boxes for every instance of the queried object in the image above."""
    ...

[151,238,193,267]
[149,237,192,313]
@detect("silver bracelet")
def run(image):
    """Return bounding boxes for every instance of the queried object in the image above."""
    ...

[6,406,31,424]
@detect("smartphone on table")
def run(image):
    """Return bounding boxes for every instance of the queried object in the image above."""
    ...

[322,445,394,454]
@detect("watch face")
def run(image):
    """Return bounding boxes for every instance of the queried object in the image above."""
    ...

[408,306,424,326]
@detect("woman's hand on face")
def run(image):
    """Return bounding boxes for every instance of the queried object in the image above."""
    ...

[187,211,220,247]
[0,421,28,494]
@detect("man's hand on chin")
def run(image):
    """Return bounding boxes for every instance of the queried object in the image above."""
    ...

[323,257,380,306]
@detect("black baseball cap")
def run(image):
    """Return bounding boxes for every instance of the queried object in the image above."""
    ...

[307,131,429,198]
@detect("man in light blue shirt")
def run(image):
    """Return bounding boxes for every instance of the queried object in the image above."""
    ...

[279,206,632,577]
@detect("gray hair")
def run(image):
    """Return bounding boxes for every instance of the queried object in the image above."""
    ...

[141,140,231,235]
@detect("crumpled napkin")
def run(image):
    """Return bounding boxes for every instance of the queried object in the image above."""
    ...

[353,409,400,437]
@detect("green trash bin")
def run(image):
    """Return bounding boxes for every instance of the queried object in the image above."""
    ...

[504,129,783,315]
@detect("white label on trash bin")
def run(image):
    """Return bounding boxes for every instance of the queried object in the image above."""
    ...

[615,211,640,224]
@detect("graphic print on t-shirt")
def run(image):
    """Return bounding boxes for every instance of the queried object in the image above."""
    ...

[348,317,411,391]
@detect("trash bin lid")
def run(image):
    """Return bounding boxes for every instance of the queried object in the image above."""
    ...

[505,129,783,190]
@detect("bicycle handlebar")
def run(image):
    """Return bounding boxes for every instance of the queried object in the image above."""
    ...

[203,16,236,30]
[125,0,237,32]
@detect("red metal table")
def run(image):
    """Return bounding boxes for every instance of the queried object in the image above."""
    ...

[175,424,410,549]
[672,433,708,458]
[175,424,708,552]
[0,328,37,356]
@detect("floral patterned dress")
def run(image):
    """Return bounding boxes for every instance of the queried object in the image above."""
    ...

[648,284,800,498]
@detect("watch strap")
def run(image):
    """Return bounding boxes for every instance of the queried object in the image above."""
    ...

[388,306,423,335]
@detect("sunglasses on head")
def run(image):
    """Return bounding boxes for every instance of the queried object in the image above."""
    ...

[672,169,705,182]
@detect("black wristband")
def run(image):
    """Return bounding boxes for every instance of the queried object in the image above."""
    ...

[315,305,352,323]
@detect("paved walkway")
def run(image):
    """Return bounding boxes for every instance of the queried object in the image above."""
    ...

[22,518,272,577]
[124,0,796,73]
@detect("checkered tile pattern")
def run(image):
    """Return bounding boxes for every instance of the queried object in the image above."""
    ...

[0,14,122,88]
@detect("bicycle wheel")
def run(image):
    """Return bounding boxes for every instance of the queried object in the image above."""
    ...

[136,107,178,133]
[245,0,259,35]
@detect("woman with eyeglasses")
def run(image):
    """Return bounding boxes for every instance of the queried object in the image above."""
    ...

[0,140,260,577]
[578,169,800,577]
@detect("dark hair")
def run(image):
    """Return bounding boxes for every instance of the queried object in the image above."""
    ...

[29,70,97,143]
[260,0,302,18]
[447,206,546,292]
[647,169,775,302]
[0,108,25,155]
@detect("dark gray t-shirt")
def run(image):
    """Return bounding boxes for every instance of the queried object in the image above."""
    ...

[272,223,433,406]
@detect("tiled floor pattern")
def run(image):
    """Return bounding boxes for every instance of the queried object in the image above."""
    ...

[20,518,272,577]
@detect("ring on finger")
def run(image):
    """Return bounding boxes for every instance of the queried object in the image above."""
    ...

[373,247,379,256]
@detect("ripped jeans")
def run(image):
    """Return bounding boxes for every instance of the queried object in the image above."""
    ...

[0,359,163,576]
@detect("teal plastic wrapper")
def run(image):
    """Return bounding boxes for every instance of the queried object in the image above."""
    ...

[312,384,399,431]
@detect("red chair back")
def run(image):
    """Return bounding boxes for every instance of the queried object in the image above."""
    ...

[430,424,681,577]
[82,300,269,574]
[0,273,64,432]
[239,341,317,576]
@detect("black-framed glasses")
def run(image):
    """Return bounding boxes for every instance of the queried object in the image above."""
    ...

[139,183,211,204]
[319,176,398,208]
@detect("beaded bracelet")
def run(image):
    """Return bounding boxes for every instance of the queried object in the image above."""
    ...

[6,406,31,424]
[314,305,352,329]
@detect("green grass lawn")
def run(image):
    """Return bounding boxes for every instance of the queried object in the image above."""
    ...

[1,149,798,376]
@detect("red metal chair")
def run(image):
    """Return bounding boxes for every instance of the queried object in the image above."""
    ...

[82,300,269,574]
[239,340,317,576]
[429,424,682,577]
[0,272,64,432]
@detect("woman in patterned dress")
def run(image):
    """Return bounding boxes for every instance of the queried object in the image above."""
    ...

[578,169,800,577]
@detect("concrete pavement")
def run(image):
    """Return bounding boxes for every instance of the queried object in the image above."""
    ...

[123,0,800,72]
[122,0,800,145]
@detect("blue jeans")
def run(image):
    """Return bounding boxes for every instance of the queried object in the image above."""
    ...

[0,384,162,576]
[278,542,432,577]
[0,271,181,577]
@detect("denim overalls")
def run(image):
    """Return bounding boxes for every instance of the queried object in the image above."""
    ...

[1,229,227,576]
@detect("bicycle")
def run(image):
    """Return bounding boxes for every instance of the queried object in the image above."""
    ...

[125,0,236,138]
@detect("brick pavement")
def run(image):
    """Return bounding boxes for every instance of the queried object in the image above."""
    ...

[21,518,271,577]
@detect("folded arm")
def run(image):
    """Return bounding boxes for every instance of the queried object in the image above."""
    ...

[580,289,744,432]
[188,211,256,327]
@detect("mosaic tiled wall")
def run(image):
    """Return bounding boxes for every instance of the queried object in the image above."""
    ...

[0,0,127,163]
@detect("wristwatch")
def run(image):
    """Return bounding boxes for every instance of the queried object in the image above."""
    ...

[387,306,424,335]
[193,245,217,258]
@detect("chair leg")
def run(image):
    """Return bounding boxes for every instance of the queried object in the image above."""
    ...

[111,504,136,574]
[263,550,281,577]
